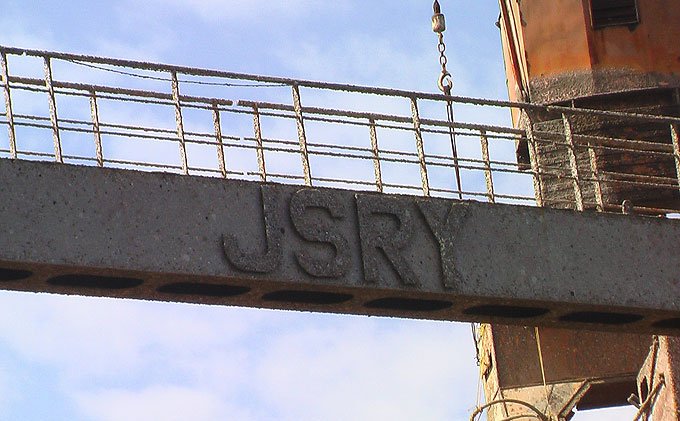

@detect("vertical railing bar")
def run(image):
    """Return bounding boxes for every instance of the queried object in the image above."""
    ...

[368,118,383,193]
[43,56,62,163]
[410,97,430,196]
[171,71,188,175]
[587,140,604,212]
[670,124,680,192]
[1,52,17,159]
[212,101,227,179]
[253,104,267,183]
[479,129,495,203]
[292,83,312,186]
[562,113,584,211]
[521,110,544,207]
[89,89,104,167]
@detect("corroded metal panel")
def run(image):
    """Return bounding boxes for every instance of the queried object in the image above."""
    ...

[491,325,649,388]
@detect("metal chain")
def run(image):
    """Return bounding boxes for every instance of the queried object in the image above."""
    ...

[436,34,453,93]
[432,1,462,198]
[432,1,453,93]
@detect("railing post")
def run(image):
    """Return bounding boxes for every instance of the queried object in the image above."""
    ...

[369,118,384,193]
[521,110,544,207]
[89,89,104,167]
[587,141,604,212]
[212,101,227,179]
[1,52,17,159]
[562,113,584,211]
[291,83,312,186]
[171,71,188,175]
[43,57,62,163]
[479,129,495,203]
[671,124,680,192]
[410,97,430,196]
[252,104,267,183]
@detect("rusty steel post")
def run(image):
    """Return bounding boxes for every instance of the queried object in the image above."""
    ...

[368,118,383,193]
[410,96,430,197]
[171,71,188,175]
[521,110,544,208]
[89,89,104,168]
[291,83,312,186]
[212,101,227,179]
[0,52,16,159]
[562,114,584,211]
[252,104,267,183]
[479,129,495,203]
[43,56,62,163]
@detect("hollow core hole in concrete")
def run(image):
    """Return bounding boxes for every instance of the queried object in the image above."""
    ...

[364,297,452,312]
[262,290,353,305]
[157,282,250,297]
[652,318,680,330]
[559,311,643,325]
[47,274,143,290]
[0,267,33,282]
[463,305,549,319]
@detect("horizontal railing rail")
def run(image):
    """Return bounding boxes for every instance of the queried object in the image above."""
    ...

[1,45,679,216]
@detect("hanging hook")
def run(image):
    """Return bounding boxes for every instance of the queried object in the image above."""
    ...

[439,72,453,94]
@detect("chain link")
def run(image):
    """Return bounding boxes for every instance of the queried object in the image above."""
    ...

[434,13,453,93]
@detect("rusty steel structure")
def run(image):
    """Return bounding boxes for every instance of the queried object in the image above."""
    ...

[479,1,680,420]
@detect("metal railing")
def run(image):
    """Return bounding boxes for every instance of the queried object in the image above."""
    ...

[1,46,680,215]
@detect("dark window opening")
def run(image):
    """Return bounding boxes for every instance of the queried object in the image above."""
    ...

[591,0,639,29]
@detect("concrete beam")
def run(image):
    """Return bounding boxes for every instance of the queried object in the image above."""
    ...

[1,158,679,334]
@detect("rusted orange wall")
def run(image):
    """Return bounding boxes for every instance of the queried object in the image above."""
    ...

[518,0,591,79]
[586,0,680,74]
[502,0,680,82]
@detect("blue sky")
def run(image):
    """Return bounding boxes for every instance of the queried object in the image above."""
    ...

[1,1,636,420]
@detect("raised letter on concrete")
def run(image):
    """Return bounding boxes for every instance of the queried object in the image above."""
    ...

[356,193,418,286]
[290,188,351,278]
[418,200,468,289]
[222,185,282,273]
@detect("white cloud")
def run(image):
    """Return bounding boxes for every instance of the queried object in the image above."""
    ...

[0,293,265,383]
[251,320,477,420]
[0,291,479,420]
[277,35,438,91]
[0,17,56,52]
[75,385,255,421]
[134,0,350,24]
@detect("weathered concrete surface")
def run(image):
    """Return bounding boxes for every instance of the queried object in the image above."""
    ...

[1,158,680,333]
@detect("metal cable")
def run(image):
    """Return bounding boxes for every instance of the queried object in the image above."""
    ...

[65,59,287,88]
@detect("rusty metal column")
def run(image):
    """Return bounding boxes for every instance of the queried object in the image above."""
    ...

[369,118,383,193]
[252,104,267,183]
[43,57,62,163]
[212,101,227,179]
[410,96,430,196]
[1,52,16,159]
[89,89,104,167]
[291,83,312,186]
[562,113,584,211]
[171,71,188,175]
